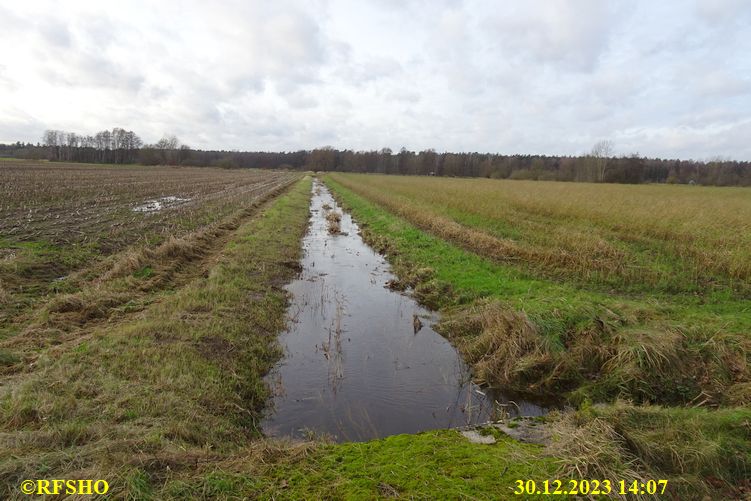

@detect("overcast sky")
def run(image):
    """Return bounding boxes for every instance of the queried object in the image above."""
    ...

[1,0,750,159]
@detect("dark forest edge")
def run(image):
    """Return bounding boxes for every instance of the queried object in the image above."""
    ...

[2,129,751,186]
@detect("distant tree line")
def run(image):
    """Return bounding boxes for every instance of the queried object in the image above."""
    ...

[1,130,750,186]
[41,128,143,163]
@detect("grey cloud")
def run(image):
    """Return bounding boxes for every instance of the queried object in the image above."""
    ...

[38,18,72,47]
[694,0,751,23]
[284,92,319,109]
[0,107,46,144]
[618,119,751,160]
[386,88,421,103]
[483,1,621,72]
[353,57,402,83]
[0,65,15,91]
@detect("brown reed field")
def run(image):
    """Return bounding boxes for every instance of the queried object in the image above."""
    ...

[329,174,751,295]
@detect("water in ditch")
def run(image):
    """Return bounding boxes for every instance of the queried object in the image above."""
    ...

[261,180,547,442]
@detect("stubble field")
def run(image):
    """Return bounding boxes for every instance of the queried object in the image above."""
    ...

[0,161,298,329]
[0,160,298,250]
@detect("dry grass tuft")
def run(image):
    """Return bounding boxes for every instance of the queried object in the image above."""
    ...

[589,402,750,496]
[219,439,318,471]
[609,328,683,372]
[326,210,342,234]
[100,229,214,283]
[439,299,740,404]
[101,249,150,282]
[724,382,751,405]
[0,279,9,305]
[546,411,651,500]
[602,328,685,396]
[441,300,556,392]
[45,291,131,324]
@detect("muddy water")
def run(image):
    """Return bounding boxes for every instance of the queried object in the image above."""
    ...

[261,181,546,442]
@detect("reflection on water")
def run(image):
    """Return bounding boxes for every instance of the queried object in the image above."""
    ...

[261,181,547,442]
[132,195,190,212]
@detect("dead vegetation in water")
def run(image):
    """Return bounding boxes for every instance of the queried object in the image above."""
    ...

[326,210,342,235]
[319,196,341,234]
[320,294,345,386]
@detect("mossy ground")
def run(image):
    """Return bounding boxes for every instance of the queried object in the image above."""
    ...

[160,430,555,500]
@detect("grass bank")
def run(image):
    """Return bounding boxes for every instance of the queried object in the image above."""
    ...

[325,174,751,497]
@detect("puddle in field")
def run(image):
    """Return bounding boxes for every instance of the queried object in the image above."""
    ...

[132,195,191,212]
[261,181,548,442]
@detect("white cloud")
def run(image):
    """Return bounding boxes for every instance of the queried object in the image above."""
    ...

[0,0,749,159]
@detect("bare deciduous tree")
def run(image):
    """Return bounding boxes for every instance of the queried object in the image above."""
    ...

[591,140,614,182]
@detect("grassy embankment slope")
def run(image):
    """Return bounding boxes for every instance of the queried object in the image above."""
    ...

[326,173,751,497]
[1,167,557,500]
